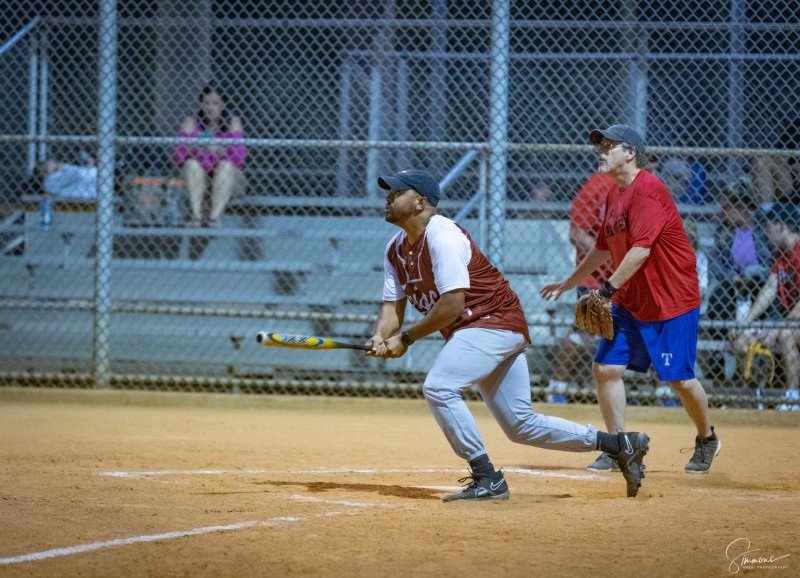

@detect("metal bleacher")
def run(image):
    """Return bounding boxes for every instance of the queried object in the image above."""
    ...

[0,195,576,379]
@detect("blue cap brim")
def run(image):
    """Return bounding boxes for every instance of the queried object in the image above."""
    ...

[378,175,410,191]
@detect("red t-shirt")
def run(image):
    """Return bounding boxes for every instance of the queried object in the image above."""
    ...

[773,239,800,313]
[595,170,701,321]
[570,173,617,289]
[383,215,530,342]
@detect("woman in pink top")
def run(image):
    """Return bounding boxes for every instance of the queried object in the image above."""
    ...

[174,86,247,227]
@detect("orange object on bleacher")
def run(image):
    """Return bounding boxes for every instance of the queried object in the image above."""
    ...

[130,177,186,187]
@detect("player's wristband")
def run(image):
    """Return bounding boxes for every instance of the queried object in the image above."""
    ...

[401,330,415,347]
[598,281,618,299]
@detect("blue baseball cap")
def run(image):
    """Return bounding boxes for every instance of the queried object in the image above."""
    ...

[589,124,646,156]
[378,169,441,207]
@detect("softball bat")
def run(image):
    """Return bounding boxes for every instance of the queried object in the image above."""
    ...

[256,331,370,351]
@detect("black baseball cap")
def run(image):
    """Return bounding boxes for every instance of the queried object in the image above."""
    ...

[378,169,441,207]
[765,202,800,230]
[589,124,646,156]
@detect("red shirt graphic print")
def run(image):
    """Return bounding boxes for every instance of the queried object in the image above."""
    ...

[595,170,701,321]
[383,215,530,342]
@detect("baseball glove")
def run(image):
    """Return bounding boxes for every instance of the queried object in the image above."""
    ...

[575,291,614,340]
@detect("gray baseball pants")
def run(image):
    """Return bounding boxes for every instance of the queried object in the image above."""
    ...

[423,327,599,462]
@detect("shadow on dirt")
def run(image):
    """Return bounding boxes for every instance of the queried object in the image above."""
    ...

[257,480,441,500]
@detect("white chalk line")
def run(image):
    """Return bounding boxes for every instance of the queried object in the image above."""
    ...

[0,517,302,566]
[101,467,605,481]
[290,494,378,508]
[691,488,799,501]
[506,468,607,481]
[0,496,386,567]
[2,468,604,565]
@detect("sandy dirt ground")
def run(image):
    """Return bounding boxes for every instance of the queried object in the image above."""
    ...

[0,387,798,578]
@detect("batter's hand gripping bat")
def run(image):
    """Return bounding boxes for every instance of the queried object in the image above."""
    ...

[256,332,370,351]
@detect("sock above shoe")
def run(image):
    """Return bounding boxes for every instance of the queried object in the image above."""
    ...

[596,431,621,455]
[469,454,496,477]
[699,425,717,443]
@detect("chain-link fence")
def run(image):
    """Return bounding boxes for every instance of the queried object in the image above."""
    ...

[1,1,799,409]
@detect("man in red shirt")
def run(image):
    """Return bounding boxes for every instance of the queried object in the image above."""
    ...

[732,203,800,410]
[541,125,721,473]
[368,168,650,499]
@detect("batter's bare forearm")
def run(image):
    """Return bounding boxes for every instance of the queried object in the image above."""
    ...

[373,301,405,340]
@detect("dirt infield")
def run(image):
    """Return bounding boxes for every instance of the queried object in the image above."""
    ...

[0,387,798,578]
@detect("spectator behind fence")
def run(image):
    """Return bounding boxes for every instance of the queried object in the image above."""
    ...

[173,85,247,228]
[38,153,97,200]
[705,177,772,340]
[659,157,709,205]
[731,203,800,410]
[752,117,800,205]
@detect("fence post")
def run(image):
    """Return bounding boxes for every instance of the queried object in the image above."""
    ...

[36,26,49,163]
[487,0,511,270]
[92,0,118,389]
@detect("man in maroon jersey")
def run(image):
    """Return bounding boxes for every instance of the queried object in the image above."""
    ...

[366,168,650,500]
[541,125,721,474]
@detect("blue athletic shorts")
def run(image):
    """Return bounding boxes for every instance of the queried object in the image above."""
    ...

[593,304,699,381]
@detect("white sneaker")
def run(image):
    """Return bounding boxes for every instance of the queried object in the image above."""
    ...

[776,389,800,412]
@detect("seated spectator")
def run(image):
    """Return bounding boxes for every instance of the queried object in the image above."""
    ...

[731,203,800,410]
[705,177,772,339]
[173,85,247,228]
[37,153,97,200]
[752,117,800,205]
[659,157,709,204]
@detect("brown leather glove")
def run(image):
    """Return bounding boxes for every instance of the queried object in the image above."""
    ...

[575,291,614,340]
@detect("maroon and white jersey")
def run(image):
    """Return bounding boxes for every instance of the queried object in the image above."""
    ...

[383,215,530,342]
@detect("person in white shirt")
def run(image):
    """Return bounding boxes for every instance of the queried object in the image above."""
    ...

[39,158,97,200]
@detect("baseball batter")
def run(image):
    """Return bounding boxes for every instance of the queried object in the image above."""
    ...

[366,168,649,500]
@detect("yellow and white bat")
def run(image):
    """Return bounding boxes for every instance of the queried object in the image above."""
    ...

[256,332,370,351]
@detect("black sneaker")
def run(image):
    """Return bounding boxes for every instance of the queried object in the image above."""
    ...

[610,432,650,498]
[683,427,721,473]
[442,470,510,502]
[587,452,621,472]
